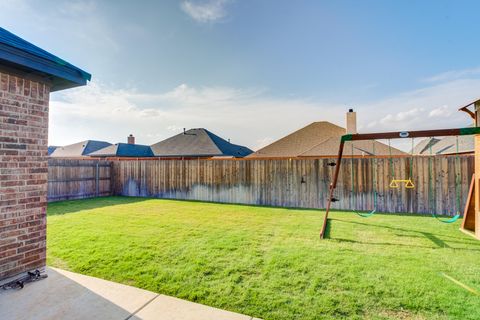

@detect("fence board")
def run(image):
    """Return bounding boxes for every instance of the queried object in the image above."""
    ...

[111,155,474,216]
[48,159,112,202]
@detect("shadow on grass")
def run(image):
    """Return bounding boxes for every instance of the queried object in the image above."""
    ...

[331,237,480,251]
[420,232,451,248]
[321,218,332,239]
[330,237,437,249]
[52,195,331,215]
[394,232,477,247]
[47,195,328,218]
[135,196,329,214]
[47,196,150,216]
[329,218,480,250]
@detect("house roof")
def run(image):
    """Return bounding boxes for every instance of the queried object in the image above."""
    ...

[414,136,474,155]
[249,122,346,158]
[248,121,405,158]
[50,140,111,158]
[411,137,440,155]
[47,146,58,156]
[151,128,253,158]
[301,138,406,156]
[89,143,154,158]
[0,27,91,91]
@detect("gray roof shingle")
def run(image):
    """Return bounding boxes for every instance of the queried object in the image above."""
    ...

[151,128,253,158]
[50,140,111,158]
[414,136,474,155]
[89,143,154,158]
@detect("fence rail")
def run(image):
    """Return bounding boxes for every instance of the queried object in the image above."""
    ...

[48,159,112,202]
[110,156,474,215]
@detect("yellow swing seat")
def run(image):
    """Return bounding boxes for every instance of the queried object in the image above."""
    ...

[405,179,415,188]
[389,180,400,188]
[389,179,415,189]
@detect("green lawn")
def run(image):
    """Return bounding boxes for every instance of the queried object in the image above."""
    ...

[47,197,480,320]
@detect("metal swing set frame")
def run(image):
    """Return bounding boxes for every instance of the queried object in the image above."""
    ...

[319,99,480,239]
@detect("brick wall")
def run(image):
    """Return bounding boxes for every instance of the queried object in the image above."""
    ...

[0,70,50,279]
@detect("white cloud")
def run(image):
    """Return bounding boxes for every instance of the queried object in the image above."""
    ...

[423,67,480,83]
[49,72,480,152]
[49,82,342,150]
[355,78,480,151]
[428,105,452,118]
[180,0,231,23]
[358,78,480,134]
[379,108,423,125]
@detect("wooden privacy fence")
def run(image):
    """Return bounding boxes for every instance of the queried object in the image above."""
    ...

[48,159,112,202]
[111,155,474,216]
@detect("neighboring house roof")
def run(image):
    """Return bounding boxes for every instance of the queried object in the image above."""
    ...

[411,137,440,155]
[248,121,405,158]
[47,146,58,156]
[50,140,112,158]
[0,27,91,91]
[414,136,474,155]
[151,128,253,158]
[89,143,154,158]
[301,137,405,156]
[250,122,346,158]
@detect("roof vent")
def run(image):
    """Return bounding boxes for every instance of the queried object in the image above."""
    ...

[128,134,135,144]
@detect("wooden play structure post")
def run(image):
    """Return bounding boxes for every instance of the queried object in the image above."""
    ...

[460,100,480,239]
[474,101,480,238]
[320,99,480,239]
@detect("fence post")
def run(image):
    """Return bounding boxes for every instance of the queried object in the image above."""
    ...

[95,162,99,197]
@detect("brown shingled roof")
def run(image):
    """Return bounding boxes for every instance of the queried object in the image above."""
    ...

[301,138,405,157]
[248,121,406,158]
[248,122,345,158]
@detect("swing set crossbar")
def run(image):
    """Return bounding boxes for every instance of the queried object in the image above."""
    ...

[320,126,480,239]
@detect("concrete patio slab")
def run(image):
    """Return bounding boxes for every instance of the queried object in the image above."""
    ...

[0,267,258,320]
[132,294,252,320]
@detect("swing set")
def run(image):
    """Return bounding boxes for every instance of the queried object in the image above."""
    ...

[349,137,462,223]
[320,99,480,240]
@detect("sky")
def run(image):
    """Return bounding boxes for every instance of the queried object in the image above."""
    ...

[1,0,480,150]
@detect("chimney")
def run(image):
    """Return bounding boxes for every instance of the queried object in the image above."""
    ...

[127,134,135,144]
[346,109,357,134]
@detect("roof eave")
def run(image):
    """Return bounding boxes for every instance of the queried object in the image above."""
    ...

[153,153,223,157]
[0,43,91,91]
[90,154,114,157]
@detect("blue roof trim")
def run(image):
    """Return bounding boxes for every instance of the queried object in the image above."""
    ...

[0,28,91,91]
[47,146,58,156]
[89,143,154,157]
[82,141,112,155]
[204,130,253,157]
[117,144,154,157]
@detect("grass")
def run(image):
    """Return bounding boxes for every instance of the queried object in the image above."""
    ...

[47,196,480,320]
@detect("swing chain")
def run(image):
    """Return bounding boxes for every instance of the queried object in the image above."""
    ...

[455,136,461,213]
[429,136,461,223]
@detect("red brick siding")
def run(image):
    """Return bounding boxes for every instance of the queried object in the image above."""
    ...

[0,71,49,280]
